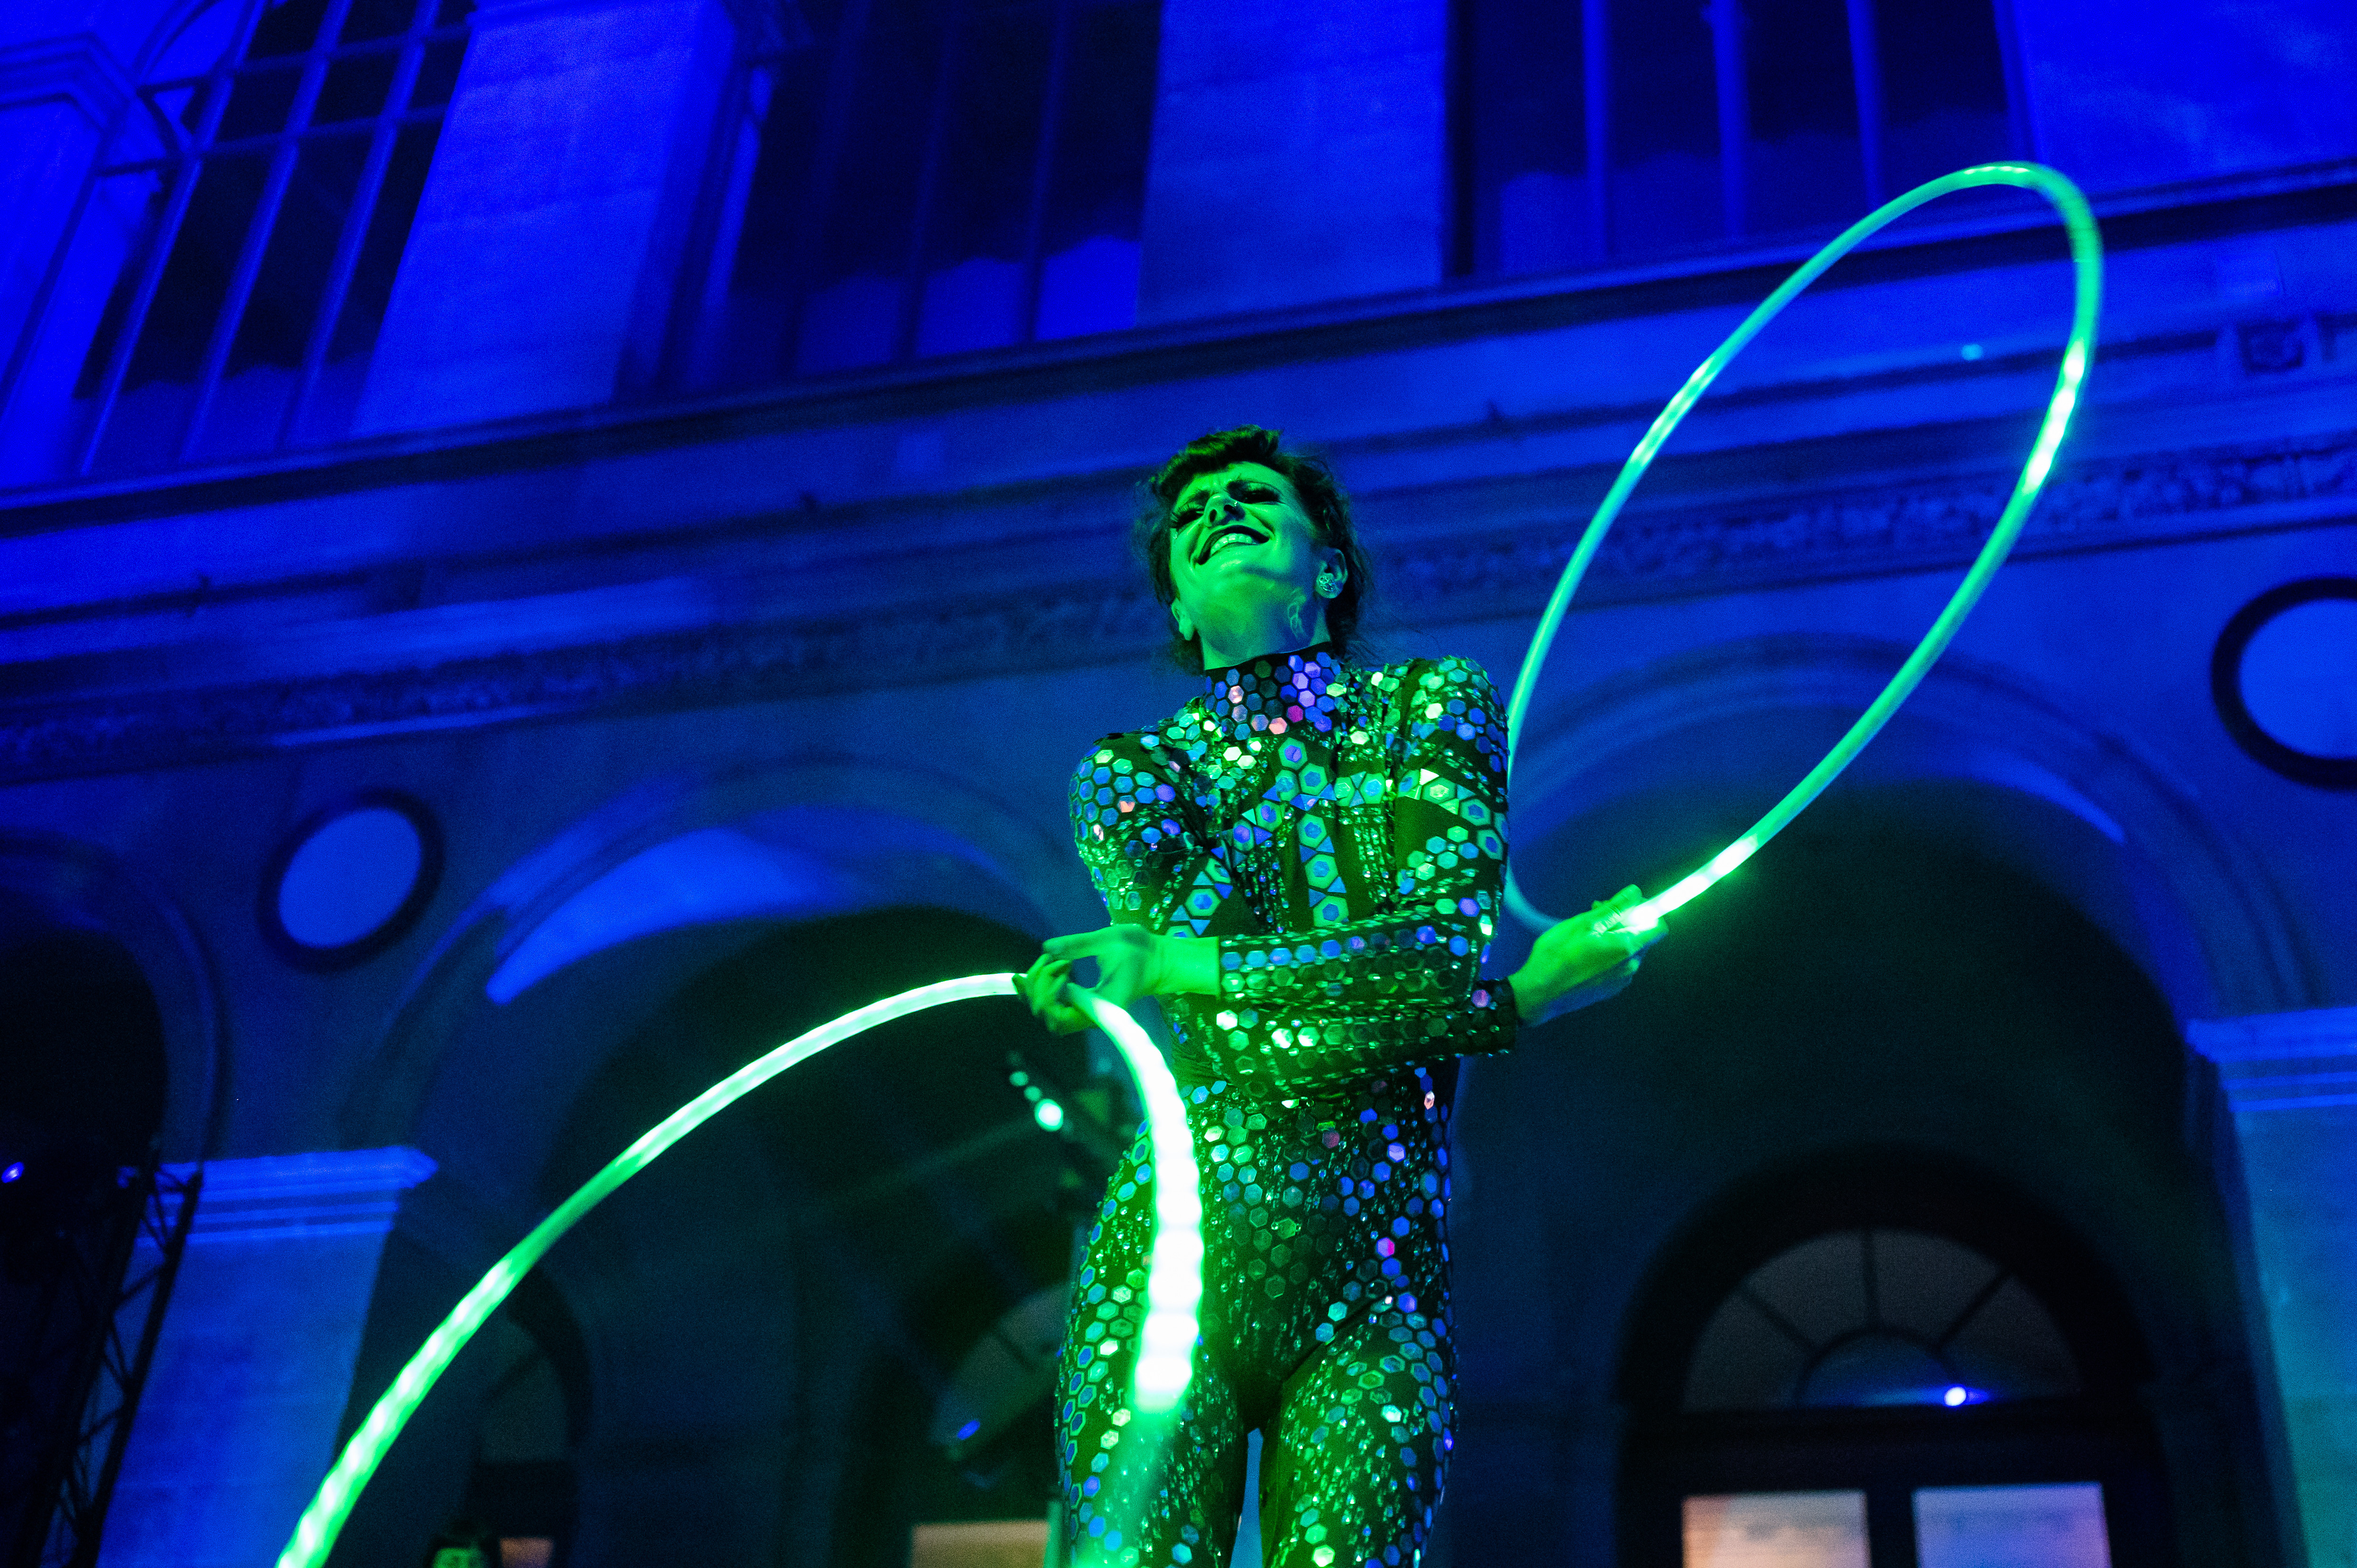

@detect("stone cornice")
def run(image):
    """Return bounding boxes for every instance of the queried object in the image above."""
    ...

[157,1148,439,1244]
[2187,1008,2357,1114]
[0,427,2350,783]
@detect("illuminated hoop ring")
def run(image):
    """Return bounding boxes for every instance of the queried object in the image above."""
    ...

[281,163,2102,1568]
[277,978,1197,1568]
[1504,162,2103,937]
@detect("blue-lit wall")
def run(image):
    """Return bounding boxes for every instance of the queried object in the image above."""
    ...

[2,0,2354,1563]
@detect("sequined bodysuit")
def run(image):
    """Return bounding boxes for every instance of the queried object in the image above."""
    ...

[1056,648,1520,1568]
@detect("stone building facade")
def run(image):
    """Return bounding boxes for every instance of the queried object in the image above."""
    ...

[1,0,2352,1563]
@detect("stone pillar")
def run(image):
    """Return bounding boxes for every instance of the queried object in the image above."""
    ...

[2188,1006,2357,1568]
[1137,0,1450,325]
[352,0,738,435]
[99,1148,438,1568]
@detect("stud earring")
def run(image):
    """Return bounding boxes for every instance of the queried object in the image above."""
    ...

[1317,573,1341,598]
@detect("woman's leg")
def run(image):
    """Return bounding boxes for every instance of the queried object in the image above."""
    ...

[1058,1153,1250,1564]
[1254,1304,1453,1568]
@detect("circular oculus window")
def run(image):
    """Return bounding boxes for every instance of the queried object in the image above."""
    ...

[2213,577,2357,789]
[261,792,443,969]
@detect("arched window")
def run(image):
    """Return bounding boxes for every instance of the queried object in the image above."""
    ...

[1619,1176,2178,1568]
[0,0,471,484]
[669,0,1162,390]
[1684,1229,2079,1412]
[1455,0,2022,278]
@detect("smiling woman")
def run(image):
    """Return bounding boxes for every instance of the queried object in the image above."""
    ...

[1136,427,1376,672]
[1017,427,1653,1566]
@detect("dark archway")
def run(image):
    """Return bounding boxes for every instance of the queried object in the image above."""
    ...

[558,906,1105,1568]
[1574,811,2288,1567]
[0,921,169,1558]
[335,904,1104,1568]
[1616,1149,2172,1568]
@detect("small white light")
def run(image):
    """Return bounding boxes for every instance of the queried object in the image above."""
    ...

[1944,1386,1969,1407]
[1033,1099,1066,1132]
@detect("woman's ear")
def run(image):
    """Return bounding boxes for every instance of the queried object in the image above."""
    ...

[1173,603,1194,640]
[1316,550,1346,599]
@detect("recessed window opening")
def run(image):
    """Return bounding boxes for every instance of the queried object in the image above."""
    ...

[670,0,1162,392]
[1685,1228,2079,1412]
[1458,0,2017,278]
[1,0,471,484]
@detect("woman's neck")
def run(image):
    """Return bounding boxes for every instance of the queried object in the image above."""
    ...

[1195,603,1331,671]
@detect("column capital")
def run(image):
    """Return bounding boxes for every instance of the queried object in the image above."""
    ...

[2185,1006,2357,1114]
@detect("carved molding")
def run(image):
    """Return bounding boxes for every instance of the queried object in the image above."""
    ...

[0,35,135,128]
[2187,1007,2357,1114]
[2,427,2351,782]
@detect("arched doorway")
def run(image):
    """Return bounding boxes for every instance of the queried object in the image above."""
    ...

[562,906,1102,1568]
[0,921,169,1557]
[342,902,1109,1568]
[1617,1154,2174,1567]
[1564,810,2291,1567]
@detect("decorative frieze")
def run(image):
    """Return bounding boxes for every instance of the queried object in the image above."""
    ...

[0,427,2350,781]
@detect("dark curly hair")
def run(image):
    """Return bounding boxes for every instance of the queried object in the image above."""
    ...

[1136,426,1374,668]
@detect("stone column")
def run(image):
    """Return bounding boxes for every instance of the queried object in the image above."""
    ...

[352,0,739,435]
[1137,0,1450,324]
[2188,1006,2357,1568]
[99,1148,438,1568]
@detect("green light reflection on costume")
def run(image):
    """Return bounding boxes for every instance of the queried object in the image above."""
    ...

[1503,162,2104,938]
[276,975,1198,1568]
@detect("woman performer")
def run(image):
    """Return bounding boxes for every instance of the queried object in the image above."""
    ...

[1021,427,1652,1567]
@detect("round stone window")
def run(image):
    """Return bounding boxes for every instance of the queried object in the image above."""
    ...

[2212,577,2357,789]
[261,792,443,968]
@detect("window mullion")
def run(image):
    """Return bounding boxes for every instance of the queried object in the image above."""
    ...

[893,0,973,364]
[778,0,875,376]
[1931,1268,2012,1353]
[1706,0,1747,240]
[1016,0,1079,344]
[1845,0,1886,205]
[75,0,275,476]
[1582,0,1609,261]
[177,0,362,461]
[276,12,434,447]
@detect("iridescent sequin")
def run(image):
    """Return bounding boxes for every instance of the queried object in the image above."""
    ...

[1057,649,1518,1566]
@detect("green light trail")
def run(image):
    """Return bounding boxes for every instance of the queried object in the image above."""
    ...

[276,976,1198,1568]
[1503,162,2104,940]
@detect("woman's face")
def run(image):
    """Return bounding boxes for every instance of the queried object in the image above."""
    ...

[1165,461,1338,650]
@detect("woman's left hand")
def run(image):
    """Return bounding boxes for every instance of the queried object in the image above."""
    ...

[1019,927,1218,1034]
[1511,885,1661,1025]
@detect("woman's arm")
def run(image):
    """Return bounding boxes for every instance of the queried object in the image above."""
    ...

[1022,663,1649,1043]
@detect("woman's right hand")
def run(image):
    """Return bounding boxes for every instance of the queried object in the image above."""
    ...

[1019,948,1092,1034]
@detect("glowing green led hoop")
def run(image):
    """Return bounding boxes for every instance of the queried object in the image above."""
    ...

[1503,162,2103,938]
[277,976,1199,1568]
[1073,990,1204,1410]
